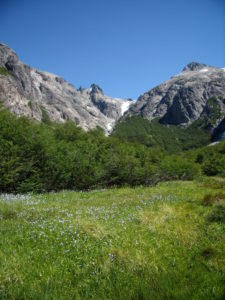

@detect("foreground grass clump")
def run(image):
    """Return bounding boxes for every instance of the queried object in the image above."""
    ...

[0,180,225,299]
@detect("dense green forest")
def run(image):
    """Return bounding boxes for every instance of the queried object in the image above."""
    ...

[112,116,211,152]
[0,106,224,193]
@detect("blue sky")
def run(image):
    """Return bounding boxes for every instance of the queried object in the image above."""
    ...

[0,0,225,98]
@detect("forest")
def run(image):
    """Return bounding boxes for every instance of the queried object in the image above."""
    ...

[0,105,224,193]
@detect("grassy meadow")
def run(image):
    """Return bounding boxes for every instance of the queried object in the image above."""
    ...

[0,179,225,299]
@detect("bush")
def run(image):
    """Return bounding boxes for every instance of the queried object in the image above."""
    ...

[202,156,225,177]
[0,108,224,193]
[159,157,201,181]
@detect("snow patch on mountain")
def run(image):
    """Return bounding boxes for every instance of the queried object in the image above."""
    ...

[121,100,136,115]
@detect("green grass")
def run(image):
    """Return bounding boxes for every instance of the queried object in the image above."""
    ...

[0,180,225,299]
[0,67,9,76]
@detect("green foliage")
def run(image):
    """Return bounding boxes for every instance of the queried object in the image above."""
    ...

[159,156,201,180]
[202,156,225,176]
[0,181,225,299]
[0,66,9,76]
[113,97,224,152]
[193,141,225,177]
[28,100,32,109]
[112,116,157,147]
[40,105,51,124]
[0,108,224,193]
[112,116,211,152]
[205,96,222,126]
[0,109,162,192]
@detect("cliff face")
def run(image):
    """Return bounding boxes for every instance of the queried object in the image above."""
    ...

[0,43,132,133]
[125,62,225,133]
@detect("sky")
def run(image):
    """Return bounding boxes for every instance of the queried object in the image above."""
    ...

[0,0,225,99]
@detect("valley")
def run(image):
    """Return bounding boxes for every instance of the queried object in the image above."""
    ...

[0,41,225,300]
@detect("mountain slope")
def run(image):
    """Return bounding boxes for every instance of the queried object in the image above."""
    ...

[113,62,225,148]
[125,62,225,133]
[0,43,132,133]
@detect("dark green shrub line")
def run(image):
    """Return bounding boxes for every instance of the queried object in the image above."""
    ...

[0,107,224,192]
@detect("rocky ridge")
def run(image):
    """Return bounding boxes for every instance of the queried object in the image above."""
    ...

[0,43,133,133]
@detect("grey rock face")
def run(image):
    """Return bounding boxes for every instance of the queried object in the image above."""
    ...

[0,43,132,133]
[125,62,225,129]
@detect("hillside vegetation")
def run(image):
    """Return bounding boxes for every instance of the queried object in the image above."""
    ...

[0,180,225,299]
[112,116,211,152]
[0,106,225,193]
[113,96,224,152]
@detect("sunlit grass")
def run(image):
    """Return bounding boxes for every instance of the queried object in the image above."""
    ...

[0,180,225,299]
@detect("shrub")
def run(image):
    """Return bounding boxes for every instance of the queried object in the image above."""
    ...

[159,158,201,181]
[0,108,224,193]
[202,156,225,177]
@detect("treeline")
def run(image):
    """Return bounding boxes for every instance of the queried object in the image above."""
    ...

[0,107,224,193]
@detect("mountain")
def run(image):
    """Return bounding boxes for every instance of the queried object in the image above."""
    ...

[113,63,225,151]
[0,42,225,142]
[0,42,132,133]
[124,62,225,138]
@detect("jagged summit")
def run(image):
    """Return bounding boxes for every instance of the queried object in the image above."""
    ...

[182,62,208,72]
[90,83,103,94]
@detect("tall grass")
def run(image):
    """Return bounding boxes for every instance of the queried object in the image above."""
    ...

[0,180,225,299]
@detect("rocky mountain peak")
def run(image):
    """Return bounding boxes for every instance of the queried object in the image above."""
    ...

[90,84,103,95]
[125,62,225,133]
[182,62,208,72]
[0,42,19,68]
